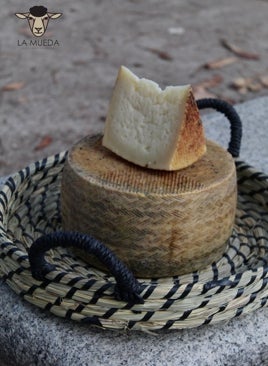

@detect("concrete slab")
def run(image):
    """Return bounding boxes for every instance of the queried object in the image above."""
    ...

[0,97,268,366]
[2,0,268,177]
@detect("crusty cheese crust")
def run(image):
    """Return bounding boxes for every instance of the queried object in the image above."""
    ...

[170,89,206,170]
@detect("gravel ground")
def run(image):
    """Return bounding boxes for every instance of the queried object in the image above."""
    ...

[0,0,268,175]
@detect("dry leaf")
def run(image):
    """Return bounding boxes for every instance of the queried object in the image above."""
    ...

[231,77,250,94]
[237,87,248,95]
[259,75,268,87]
[231,77,250,89]
[220,39,260,60]
[204,56,237,70]
[231,76,263,94]
[247,81,262,92]
[193,75,223,100]
[195,74,223,89]
[2,81,25,91]
[146,48,173,61]
[193,86,217,100]
[34,135,53,151]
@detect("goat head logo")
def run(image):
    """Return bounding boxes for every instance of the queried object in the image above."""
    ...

[15,6,62,37]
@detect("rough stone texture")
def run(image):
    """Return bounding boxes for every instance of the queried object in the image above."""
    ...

[1,0,268,176]
[0,97,268,365]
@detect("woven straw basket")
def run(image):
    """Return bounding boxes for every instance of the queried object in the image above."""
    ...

[0,99,268,331]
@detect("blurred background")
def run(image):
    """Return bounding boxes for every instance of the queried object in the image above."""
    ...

[0,0,268,175]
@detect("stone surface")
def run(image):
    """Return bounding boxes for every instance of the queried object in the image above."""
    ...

[1,0,268,177]
[0,97,268,366]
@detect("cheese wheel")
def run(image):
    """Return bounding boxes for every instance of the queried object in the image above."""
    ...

[61,135,237,278]
[102,66,206,171]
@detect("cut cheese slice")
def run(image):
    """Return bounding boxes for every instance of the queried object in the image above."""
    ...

[102,66,206,170]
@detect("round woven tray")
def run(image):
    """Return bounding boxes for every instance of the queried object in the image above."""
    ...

[0,151,268,331]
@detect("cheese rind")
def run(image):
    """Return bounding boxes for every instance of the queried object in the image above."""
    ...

[102,66,206,170]
[62,135,237,277]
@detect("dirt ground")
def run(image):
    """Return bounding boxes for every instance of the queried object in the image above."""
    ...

[0,0,268,176]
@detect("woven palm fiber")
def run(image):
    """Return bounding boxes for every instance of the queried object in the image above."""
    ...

[0,153,268,330]
[61,135,237,277]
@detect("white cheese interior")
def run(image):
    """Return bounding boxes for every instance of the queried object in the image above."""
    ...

[103,66,190,169]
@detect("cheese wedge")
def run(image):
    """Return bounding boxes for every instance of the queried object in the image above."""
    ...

[102,66,206,170]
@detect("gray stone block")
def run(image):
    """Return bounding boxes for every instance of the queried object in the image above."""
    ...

[0,97,268,366]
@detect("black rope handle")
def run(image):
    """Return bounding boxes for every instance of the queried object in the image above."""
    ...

[28,98,243,306]
[28,231,144,305]
[197,98,242,158]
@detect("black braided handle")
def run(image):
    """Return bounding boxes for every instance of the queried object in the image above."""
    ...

[28,98,242,305]
[28,231,144,305]
[196,98,242,158]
